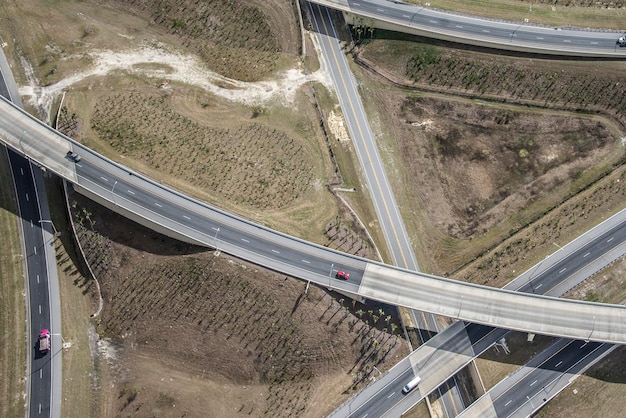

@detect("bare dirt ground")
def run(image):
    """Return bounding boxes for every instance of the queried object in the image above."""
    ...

[356,37,626,275]
[69,192,408,417]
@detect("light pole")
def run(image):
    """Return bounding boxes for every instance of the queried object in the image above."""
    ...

[526,253,550,293]
[214,227,220,256]
[18,130,26,153]
[553,241,563,250]
[38,219,61,237]
[111,180,118,205]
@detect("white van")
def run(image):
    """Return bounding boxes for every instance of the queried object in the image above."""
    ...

[402,376,421,394]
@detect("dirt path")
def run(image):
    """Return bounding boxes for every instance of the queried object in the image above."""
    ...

[18,43,334,121]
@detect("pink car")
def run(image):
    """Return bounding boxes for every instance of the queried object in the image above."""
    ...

[336,271,350,280]
[39,329,51,353]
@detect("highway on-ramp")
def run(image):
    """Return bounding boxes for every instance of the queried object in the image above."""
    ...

[306,2,465,415]
[311,0,626,57]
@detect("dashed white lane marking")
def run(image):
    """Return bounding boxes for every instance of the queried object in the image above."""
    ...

[20,168,24,175]
[272,249,280,253]
[100,176,108,182]
[154,202,162,208]
[26,193,29,202]
[33,246,37,255]
[241,238,250,243]
[387,392,395,398]
[583,252,590,257]
[559,268,567,274]
[183,215,191,220]
[535,283,543,289]
[530,379,537,387]
[39,305,41,314]
[40,369,43,379]
[555,361,562,368]
[505,400,512,407]
[302,259,311,264]
[127,190,135,195]
[607,237,614,243]
[37,274,40,284]
[212,227,219,231]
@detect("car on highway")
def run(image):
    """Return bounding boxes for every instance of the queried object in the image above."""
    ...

[618,33,626,47]
[38,329,51,353]
[336,270,350,280]
[402,376,421,394]
[66,150,81,162]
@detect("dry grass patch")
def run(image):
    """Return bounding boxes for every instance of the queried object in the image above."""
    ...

[402,0,626,29]
[57,75,340,244]
[110,0,300,82]
[354,37,626,274]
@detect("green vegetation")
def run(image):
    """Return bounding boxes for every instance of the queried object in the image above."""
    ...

[402,51,626,127]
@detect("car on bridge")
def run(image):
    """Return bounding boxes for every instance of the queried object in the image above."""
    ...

[66,150,81,162]
[618,33,626,47]
[38,329,50,353]
[336,270,350,280]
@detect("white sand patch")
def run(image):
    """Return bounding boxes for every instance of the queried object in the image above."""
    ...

[19,43,334,120]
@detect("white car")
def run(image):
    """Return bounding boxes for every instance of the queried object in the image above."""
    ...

[66,150,81,162]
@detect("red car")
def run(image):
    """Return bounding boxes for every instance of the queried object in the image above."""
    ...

[39,329,51,353]
[336,270,350,280]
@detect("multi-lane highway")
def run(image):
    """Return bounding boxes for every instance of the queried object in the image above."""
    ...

[2,4,620,418]
[2,93,626,343]
[310,0,626,57]
[306,2,466,415]
[330,210,626,417]
[461,339,613,417]
[0,48,61,418]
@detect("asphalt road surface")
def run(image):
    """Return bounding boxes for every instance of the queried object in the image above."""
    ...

[331,213,626,417]
[311,0,626,56]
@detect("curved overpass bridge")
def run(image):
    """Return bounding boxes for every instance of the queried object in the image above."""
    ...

[2,95,626,344]
[310,0,626,58]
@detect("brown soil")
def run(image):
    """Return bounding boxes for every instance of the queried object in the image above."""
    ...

[355,38,626,274]
[68,192,408,417]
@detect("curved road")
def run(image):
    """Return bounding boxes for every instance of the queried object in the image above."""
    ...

[311,0,626,57]
[1,96,626,345]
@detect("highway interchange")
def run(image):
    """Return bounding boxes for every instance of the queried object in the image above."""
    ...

[1,1,625,417]
[305,2,466,414]
[3,102,626,342]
